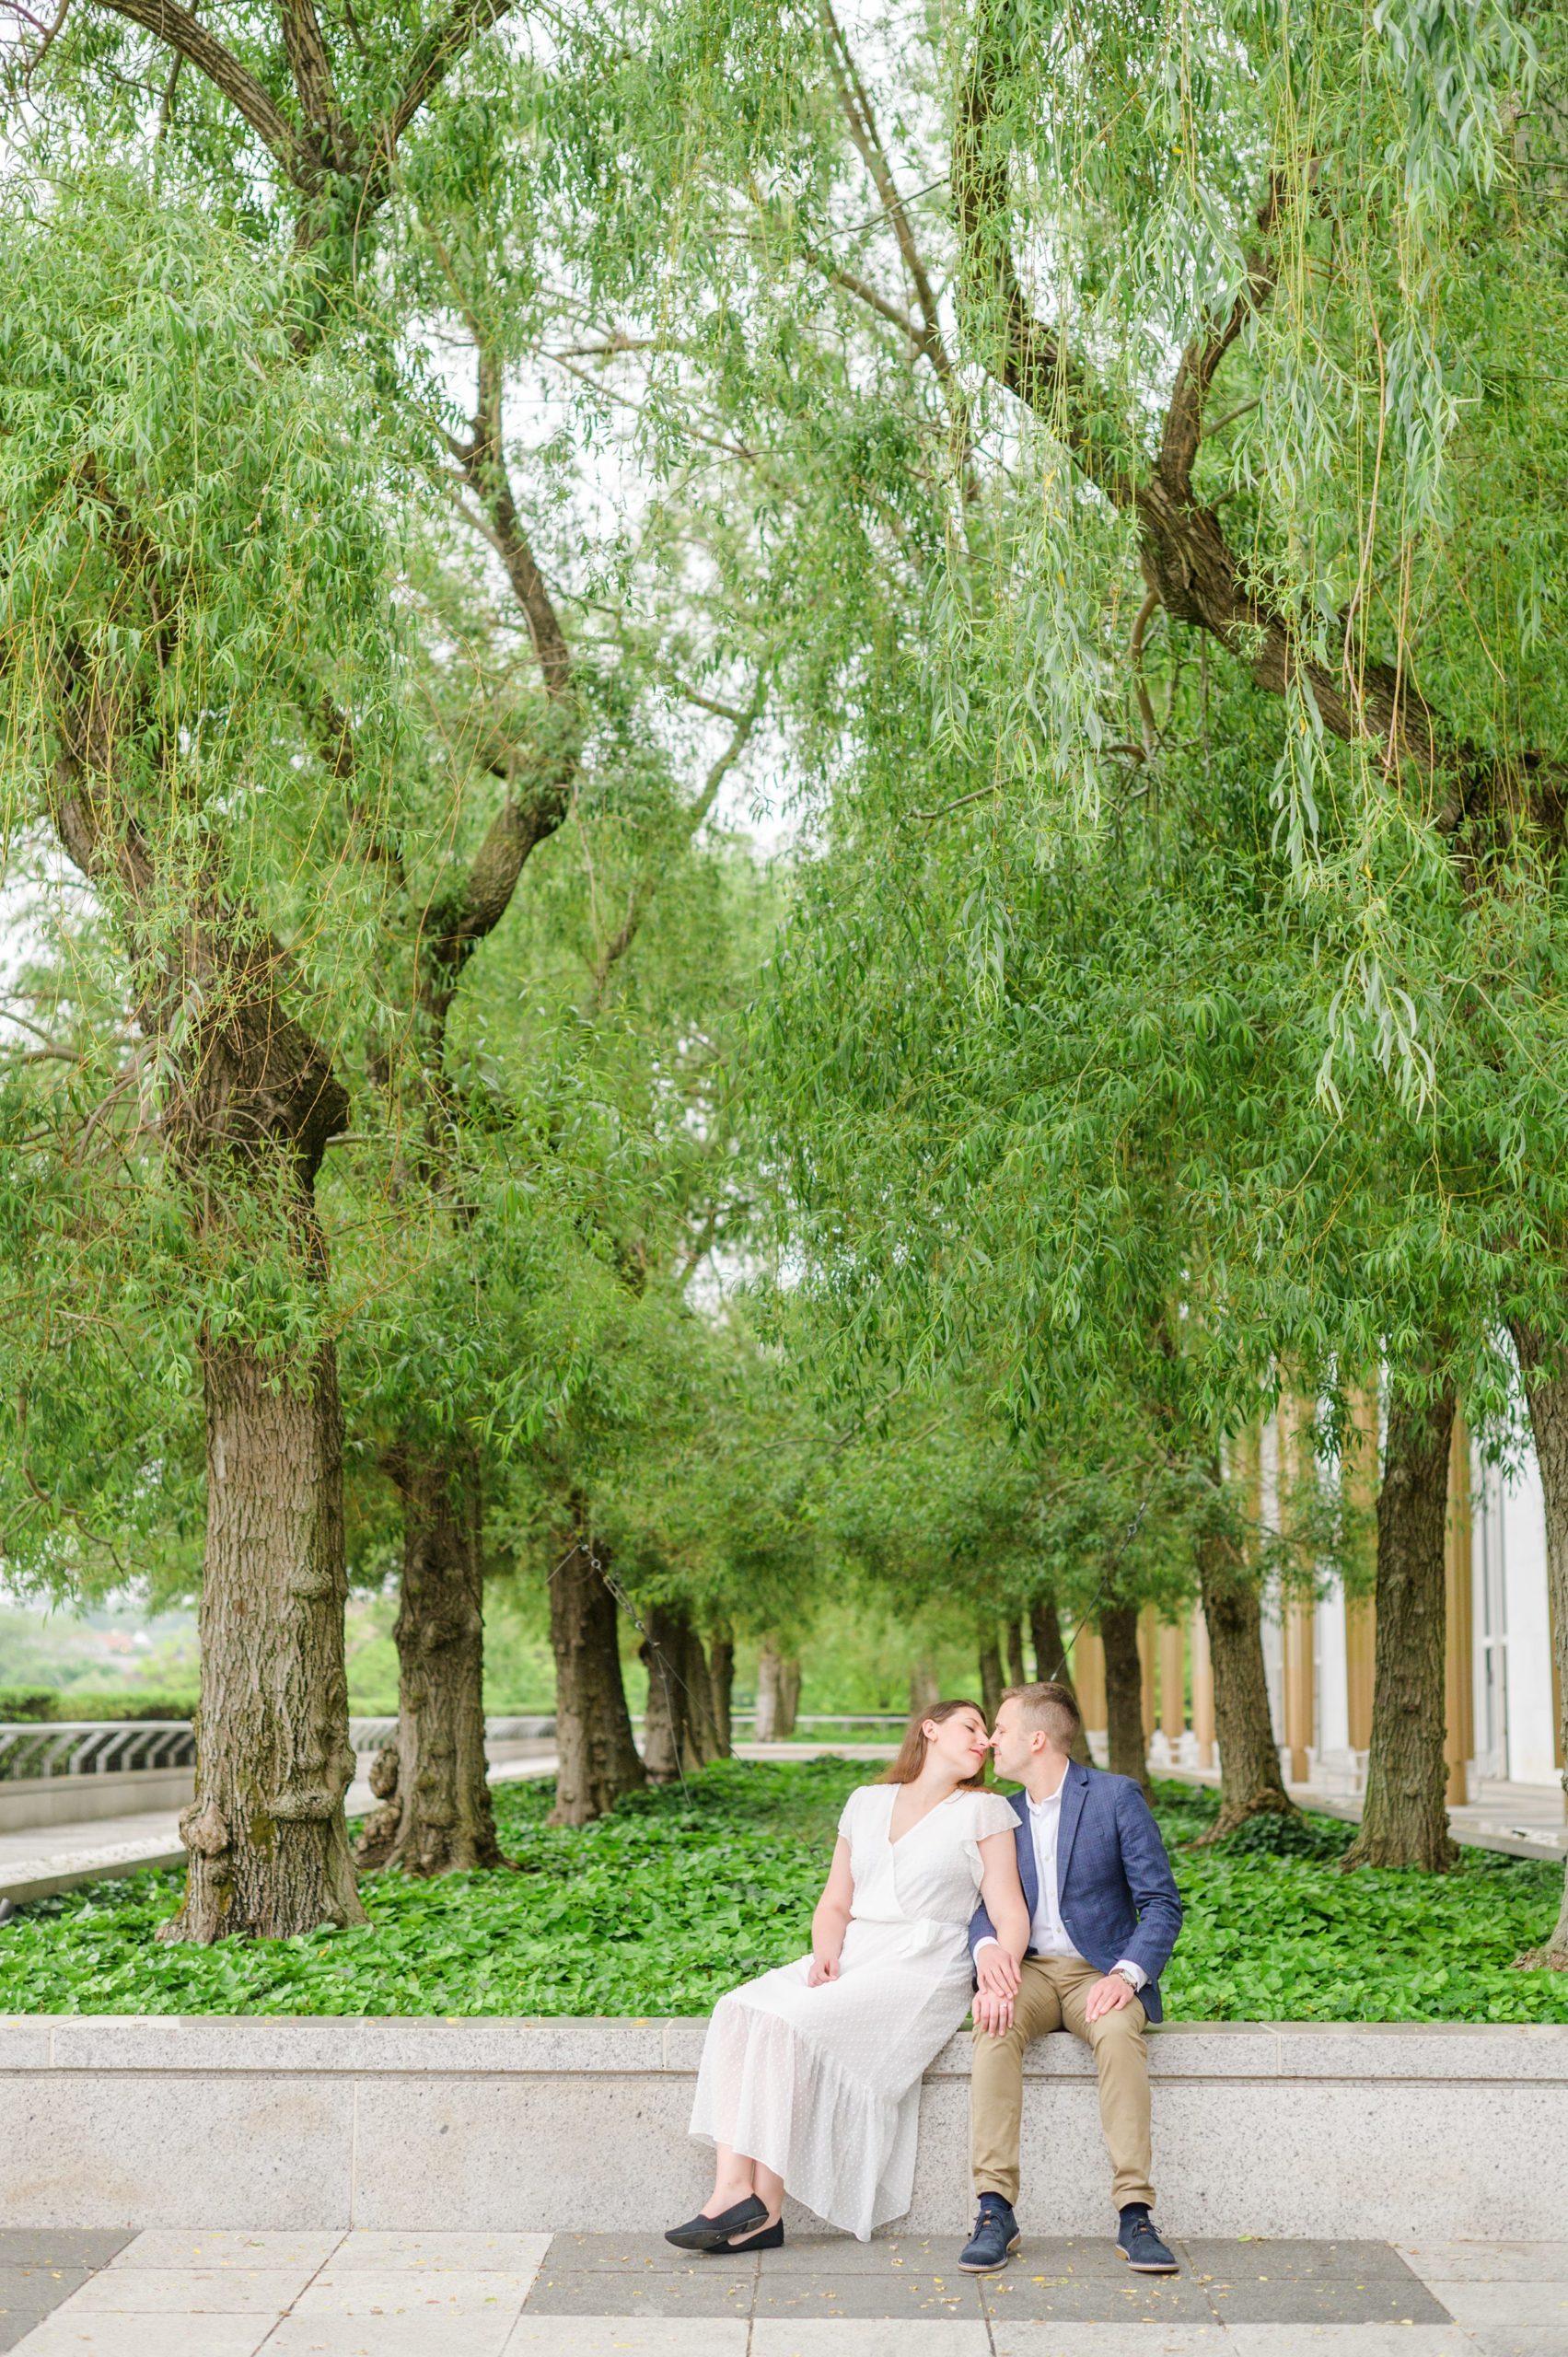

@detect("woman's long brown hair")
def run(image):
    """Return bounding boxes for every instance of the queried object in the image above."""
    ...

[881,1697,990,1789]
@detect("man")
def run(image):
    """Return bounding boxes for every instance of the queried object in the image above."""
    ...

[961,1680,1183,2277]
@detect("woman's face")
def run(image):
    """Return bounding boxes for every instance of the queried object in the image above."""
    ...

[924,1707,990,1779]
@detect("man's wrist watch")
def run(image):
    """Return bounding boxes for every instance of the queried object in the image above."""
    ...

[1111,1963,1139,1990]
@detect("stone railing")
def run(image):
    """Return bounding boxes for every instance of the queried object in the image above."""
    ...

[2,2016,1562,2241]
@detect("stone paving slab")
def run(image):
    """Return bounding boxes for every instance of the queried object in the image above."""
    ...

[6,2317,274,2355]
[543,2232,748,2272]
[324,2232,549,2274]
[522,2264,754,2316]
[1399,2241,1568,2282]
[293,2268,537,2315]
[0,2232,132,2271]
[0,2266,93,2315]
[53,2266,308,2313]
[1460,2331,1568,2357]
[752,2325,991,2356]
[1185,2238,1420,2279]
[752,2270,985,2319]
[263,2314,516,2355]
[502,2322,749,2354]
[1434,2281,1568,2328]
[981,2274,1213,2322]
[105,2232,341,2273]
[991,2329,1236,2356]
[1203,2276,1451,2324]
[1224,2330,1483,2357]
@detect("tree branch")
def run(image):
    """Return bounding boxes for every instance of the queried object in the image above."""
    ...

[84,0,308,180]
[384,0,514,156]
[278,0,345,157]
[582,688,763,1016]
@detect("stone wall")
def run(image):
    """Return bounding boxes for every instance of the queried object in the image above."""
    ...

[2,2018,1562,2239]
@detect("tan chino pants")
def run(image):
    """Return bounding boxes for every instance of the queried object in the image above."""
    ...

[970,1955,1155,2211]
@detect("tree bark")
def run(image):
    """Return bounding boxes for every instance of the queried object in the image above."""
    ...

[1511,1322,1568,1962]
[908,1658,940,1714]
[777,1655,802,1737]
[679,1620,725,1771]
[546,1535,645,1827]
[1193,1504,1297,1840]
[708,1622,735,1757]
[978,1627,1005,1722]
[1005,1616,1028,1689]
[641,1604,689,1782]
[1099,1603,1152,1797]
[355,1447,502,1875]
[754,1638,784,1741]
[160,1339,364,1942]
[1029,1592,1093,1766]
[1343,1379,1458,1872]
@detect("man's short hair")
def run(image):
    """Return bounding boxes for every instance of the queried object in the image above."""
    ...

[1003,1680,1083,1751]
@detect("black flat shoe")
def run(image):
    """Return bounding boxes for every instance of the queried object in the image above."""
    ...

[665,2196,768,2252]
[717,2217,784,2253]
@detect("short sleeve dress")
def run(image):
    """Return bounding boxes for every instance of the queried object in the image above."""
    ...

[689,1782,1019,2238]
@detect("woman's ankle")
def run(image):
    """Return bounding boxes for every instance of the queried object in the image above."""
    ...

[701,2183,756,2217]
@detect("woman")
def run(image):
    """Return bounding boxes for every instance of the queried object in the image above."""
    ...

[668,1697,1029,2249]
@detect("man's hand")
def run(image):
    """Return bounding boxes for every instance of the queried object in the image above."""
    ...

[806,1951,841,1987]
[972,1985,1014,2037]
[975,1944,1021,2001]
[1085,1971,1136,2024]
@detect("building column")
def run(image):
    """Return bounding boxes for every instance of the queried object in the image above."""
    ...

[1074,1626,1107,1743]
[1343,1382,1379,1763]
[1138,1606,1158,1748]
[1445,1408,1475,1807]
[1191,1603,1215,1769]
[1279,1393,1317,1783]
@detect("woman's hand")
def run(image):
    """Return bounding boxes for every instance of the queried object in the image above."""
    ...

[807,1949,841,1987]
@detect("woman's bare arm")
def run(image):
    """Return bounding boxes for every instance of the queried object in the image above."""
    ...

[974,1829,1030,2030]
[807,1835,854,1985]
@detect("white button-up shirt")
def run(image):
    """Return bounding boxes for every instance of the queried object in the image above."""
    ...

[976,1772,1147,1991]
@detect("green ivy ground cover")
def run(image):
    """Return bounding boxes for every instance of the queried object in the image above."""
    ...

[3,1759,1565,2020]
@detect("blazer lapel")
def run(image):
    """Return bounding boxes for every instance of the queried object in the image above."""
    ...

[1010,1789,1039,1921]
[1055,1759,1091,1899]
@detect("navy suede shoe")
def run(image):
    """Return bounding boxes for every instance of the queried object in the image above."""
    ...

[1118,2205,1178,2273]
[958,2192,1020,2273]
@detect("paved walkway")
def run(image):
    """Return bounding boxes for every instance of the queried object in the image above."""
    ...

[0,2226,1559,2354]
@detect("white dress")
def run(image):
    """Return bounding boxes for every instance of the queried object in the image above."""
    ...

[689,1782,1018,2239]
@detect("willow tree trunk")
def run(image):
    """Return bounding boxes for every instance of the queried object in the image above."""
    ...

[1512,1322,1568,1962]
[777,1655,802,1736]
[1099,1605,1151,1797]
[1005,1618,1028,1689]
[709,1623,735,1756]
[641,1604,688,1782]
[355,1449,502,1875]
[1029,1593,1093,1766]
[1344,1380,1458,1872]
[978,1628,1005,1722]
[160,1339,364,1942]
[547,1537,645,1827]
[755,1639,784,1740]
[680,1622,726,1770]
[1193,1490,1297,1840]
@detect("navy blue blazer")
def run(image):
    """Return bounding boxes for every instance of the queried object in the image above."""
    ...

[967,1761,1183,2023]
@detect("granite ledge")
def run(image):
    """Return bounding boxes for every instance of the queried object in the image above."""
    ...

[0,2015,1563,2082]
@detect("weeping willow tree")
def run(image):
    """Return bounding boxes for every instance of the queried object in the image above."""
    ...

[0,185,408,1937]
[6,0,784,1900]
[540,0,1568,1913]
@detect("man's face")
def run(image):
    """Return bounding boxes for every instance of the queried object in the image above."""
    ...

[989,1699,1031,1781]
